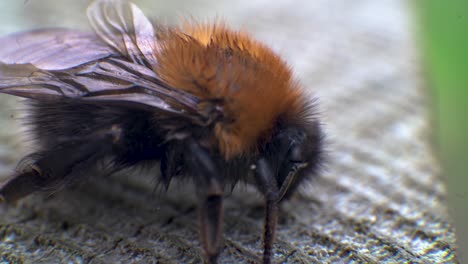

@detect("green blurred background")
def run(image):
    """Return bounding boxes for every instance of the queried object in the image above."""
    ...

[419,0,468,260]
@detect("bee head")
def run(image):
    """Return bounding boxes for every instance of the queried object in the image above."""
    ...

[256,117,324,201]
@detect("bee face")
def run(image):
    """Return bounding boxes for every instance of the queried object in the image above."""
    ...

[0,0,324,263]
[254,113,323,201]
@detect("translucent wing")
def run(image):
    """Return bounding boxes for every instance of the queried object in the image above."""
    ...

[87,0,158,68]
[0,28,114,71]
[0,0,219,125]
[0,55,201,118]
[0,32,207,124]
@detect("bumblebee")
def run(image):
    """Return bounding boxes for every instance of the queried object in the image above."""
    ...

[0,1,324,263]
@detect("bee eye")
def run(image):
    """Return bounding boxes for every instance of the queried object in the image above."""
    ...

[288,145,304,163]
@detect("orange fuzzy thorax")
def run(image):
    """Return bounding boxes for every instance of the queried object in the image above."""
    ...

[154,23,304,159]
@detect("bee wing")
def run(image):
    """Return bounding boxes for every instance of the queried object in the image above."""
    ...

[0,28,114,71]
[0,57,201,116]
[0,29,205,122]
[0,0,218,124]
[87,0,158,68]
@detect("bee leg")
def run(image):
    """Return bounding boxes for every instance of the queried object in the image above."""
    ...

[0,169,43,203]
[255,158,280,264]
[0,125,124,204]
[0,150,77,204]
[0,138,114,204]
[186,141,224,264]
[199,182,224,264]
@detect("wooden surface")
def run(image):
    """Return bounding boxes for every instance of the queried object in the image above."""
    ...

[0,0,458,263]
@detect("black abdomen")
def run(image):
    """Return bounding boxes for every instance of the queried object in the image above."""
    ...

[29,99,164,162]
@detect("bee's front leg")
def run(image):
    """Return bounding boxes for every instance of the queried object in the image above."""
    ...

[255,158,280,264]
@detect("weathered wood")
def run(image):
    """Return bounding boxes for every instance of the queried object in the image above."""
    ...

[0,0,458,263]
